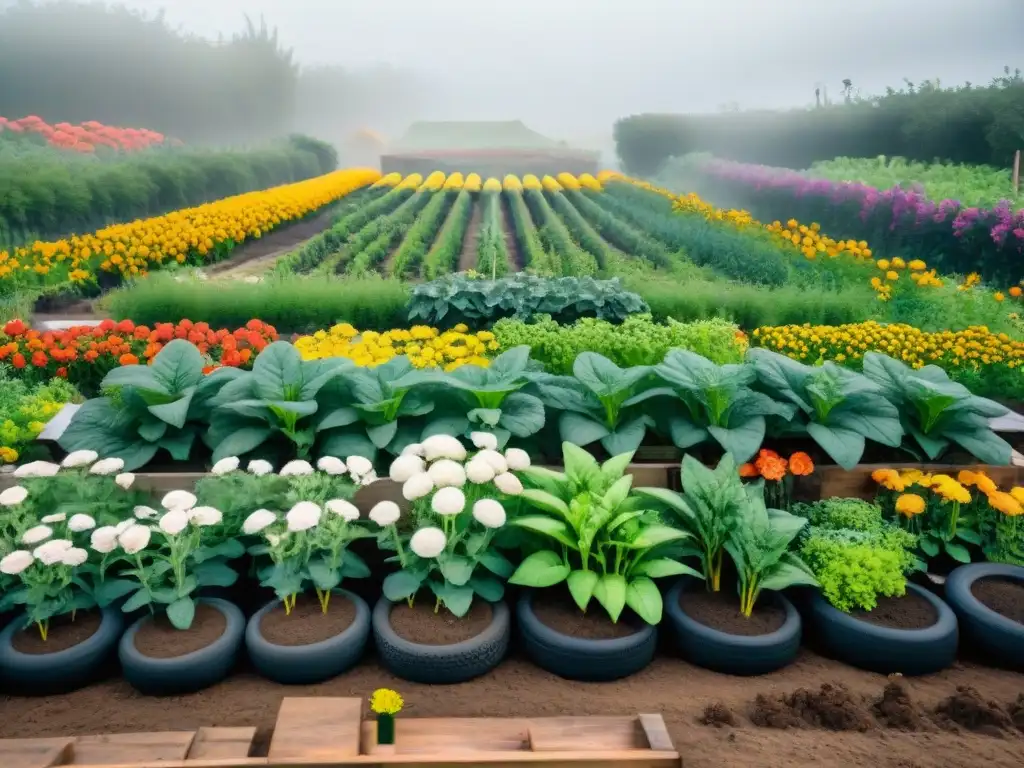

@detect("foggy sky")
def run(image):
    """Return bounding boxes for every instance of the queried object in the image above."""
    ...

[103,0,1024,140]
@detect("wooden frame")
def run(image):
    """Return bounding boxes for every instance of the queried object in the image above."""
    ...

[0,697,681,768]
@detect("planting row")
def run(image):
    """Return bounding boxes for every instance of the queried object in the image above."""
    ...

[1,440,1022,699]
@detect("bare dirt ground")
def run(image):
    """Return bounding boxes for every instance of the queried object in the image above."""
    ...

[499,195,524,271]
[457,197,483,272]
[206,211,336,279]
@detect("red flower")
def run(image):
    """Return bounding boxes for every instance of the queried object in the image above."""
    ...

[12,353,26,369]
[56,367,68,378]
[30,351,48,368]
[3,319,26,337]
[119,353,139,365]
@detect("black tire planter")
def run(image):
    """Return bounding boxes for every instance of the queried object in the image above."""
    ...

[516,590,656,681]
[945,563,1024,670]
[0,605,124,694]
[246,590,371,684]
[801,583,958,676]
[372,597,510,684]
[664,577,801,675]
[119,597,244,695]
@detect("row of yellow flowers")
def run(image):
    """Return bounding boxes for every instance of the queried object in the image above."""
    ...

[0,168,381,293]
[372,172,601,194]
[293,323,499,370]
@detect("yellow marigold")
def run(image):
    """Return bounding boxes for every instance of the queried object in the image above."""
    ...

[0,446,19,464]
[934,479,971,505]
[895,493,926,517]
[987,491,1023,516]
[908,259,927,271]
[890,257,906,269]
[1010,487,1024,505]
[370,688,404,715]
[886,270,899,281]
[876,259,891,271]
[871,468,906,492]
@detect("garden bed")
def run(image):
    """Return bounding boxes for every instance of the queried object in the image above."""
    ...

[1,647,1022,768]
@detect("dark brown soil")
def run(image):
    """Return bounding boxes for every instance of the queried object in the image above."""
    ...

[457,197,483,272]
[971,577,1024,624]
[933,686,1015,737]
[11,611,101,654]
[872,682,932,731]
[133,604,227,659]
[206,211,335,275]
[751,684,875,732]
[700,703,739,727]
[389,599,493,645]
[679,586,786,636]
[852,591,937,630]
[531,591,637,640]
[259,594,355,646]
[499,194,524,271]
[1009,694,1024,733]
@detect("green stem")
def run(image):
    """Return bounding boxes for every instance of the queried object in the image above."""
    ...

[390,524,407,567]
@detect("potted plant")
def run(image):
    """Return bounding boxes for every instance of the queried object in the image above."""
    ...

[235,459,374,684]
[115,489,246,695]
[637,454,813,675]
[0,454,146,692]
[371,432,522,684]
[510,442,692,681]
[795,496,959,675]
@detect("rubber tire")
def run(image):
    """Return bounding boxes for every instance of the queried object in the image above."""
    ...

[372,597,509,684]
[516,590,656,681]
[0,605,124,694]
[119,597,244,695]
[246,590,370,684]
[945,563,1024,670]
[801,582,958,675]
[664,576,801,675]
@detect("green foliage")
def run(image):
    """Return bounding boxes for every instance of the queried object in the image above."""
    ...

[504,189,558,274]
[561,188,678,270]
[544,190,617,272]
[0,370,79,462]
[423,190,474,280]
[523,189,598,277]
[389,190,456,279]
[492,314,744,375]
[343,191,435,277]
[476,191,511,278]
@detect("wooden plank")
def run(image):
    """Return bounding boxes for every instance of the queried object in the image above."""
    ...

[58,756,675,768]
[267,697,362,761]
[361,718,531,755]
[527,717,639,752]
[636,715,674,752]
[186,728,256,760]
[70,732,196,765]
[0,738,74,768]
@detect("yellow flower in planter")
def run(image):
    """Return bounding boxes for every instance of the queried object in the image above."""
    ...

[895,493,926,518]
[987,491,1023,517]
[371,688,404,715]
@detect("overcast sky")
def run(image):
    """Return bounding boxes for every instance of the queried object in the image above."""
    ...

[115,0,1024,139]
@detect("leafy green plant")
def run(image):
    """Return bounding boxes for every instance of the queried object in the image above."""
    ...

[476,190,511,278]
[423,189,475,279]
[508,443,695,624]
[748,348,904,469]
[59,340,241,470]
[861,352,1012,465]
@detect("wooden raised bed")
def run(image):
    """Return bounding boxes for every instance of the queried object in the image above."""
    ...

[0,696,680,768]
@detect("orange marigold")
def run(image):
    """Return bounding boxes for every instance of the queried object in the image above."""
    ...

[789,452,814,476]
[739,463,758,478]
[756,453,788,482]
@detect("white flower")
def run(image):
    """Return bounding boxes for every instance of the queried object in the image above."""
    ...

[62,450,98,468]
[505,448,531,471]
[465,458,496,484]
[326,498,360,521]
[41,512,67,524]
[431,486,466,516]
[211,456,240,475]
[115,473,136,490]
[473,499,507,529]
[159,509,190,535]
[476,449,508,474]
[427,459,467,488]
[242,509,277,535]
[189,506,222,527]
[0,550,34,575]
[14,461,61,478]
[494,472,524,495]
[389,454,425,483]
[68,513,96,532]
[369,500,401,527]
[410,526,447,558]
[133,505,159,520]
[22,525,53,545]
[161,490,197,512]
[402,472,434,501]
[316,456,348,475]
[421,434,467,462]
[401,442,424,457]
[247,459,274,476]
[286,501,322,532]
[359,471,378,486]
[345,455,373,477]
[280,459,314,477]
[471,431,499,451]
[34,539,73,565]
[61,547,89,567]
[118,524,151,554]
[0,486,28,506]
[114,519,135,535]
[90,457,125,475]
[90,526,119,553]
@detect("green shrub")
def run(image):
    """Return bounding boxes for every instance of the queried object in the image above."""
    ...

[493,314,744,374]
[795,498,919,613]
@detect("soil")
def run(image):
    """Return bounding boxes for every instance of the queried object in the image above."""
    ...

[2,648,1024,767]
[700,703,739,728]
[132,604,227,659]
[10,611,102,654]
[750,684,876,732]
[531,590,637,640]
[872,682,932,731]
[206,211,336,277]
[499,194,524,271]
[679,586,787,636]
[389,600,493,645]
[971,577,1024,624]
[457,197,483,272]
[933,686,1015,737]
[259,594,355,647]
[851,592,938,630]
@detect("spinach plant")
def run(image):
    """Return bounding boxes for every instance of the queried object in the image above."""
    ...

[861,352,1012,465]
[748,348,904,470]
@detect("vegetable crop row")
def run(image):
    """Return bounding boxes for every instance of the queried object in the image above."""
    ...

[388,190,457,279]
[504,189,560,275]
[523,189,599,277]
[561,189,676,270]
[476,191,511,279]
[343,191,435,277]
[423,190,476,280]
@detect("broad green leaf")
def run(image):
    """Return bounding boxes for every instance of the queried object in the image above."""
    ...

[382,570,424,601]
[316,406,360,432]
[252,342,303,400]
[148,390,195,429]
[319,430,377,463]
[166,597,196,630]
[193,561,238,588]
[519,491,572,520]
[626,524,688,549]
[477,550,514,578]
[430,581,474,617]
[593,573,627,622]
[567,569,599,611]
[558,411,610,446]
[307,559,342,591]
[500,392,546,437]
[149,339,204,394]
[600,416,649,457]
[707,418,765,464]
[758,561,820,593]
[367,420,399,449]
[508,550,570,587]
[211,426,274,462]
[469,575,505,602]
[439,556,475,587]
[919,537,940,557]
[625,577,663,624]
[632,558,700,579]
[944,541,972,563]
[806,422,865,470]
[93,579,137,607]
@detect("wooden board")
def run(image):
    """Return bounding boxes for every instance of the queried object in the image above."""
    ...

[186,729,256,761]
[267,697,362,761]
[0,737,74,768]
[71,732,197,765]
